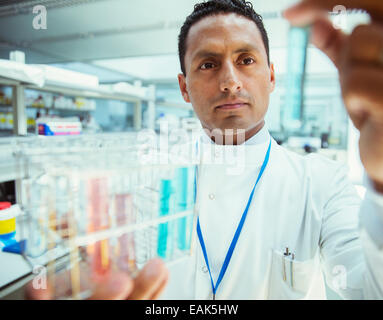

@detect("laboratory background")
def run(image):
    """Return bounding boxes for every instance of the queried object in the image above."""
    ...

[0,0,370,300]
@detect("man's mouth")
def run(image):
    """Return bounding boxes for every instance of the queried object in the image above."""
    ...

[216,103,247,110]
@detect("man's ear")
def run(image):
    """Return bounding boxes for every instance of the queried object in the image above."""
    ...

[269,62,276,93]
[178,73,191,103]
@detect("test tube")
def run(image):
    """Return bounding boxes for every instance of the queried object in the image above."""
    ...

[115,193,136,273]
[157,170,175,259]
[86,177,111,279]
[25,178,48,258]
[282,26,309,132]
[175,166,195,251]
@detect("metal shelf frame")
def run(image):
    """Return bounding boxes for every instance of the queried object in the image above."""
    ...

[0,76,157,135]
[0,73,156,205]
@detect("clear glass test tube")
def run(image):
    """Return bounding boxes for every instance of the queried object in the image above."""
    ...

[157,168,175,260]
[175,166,196,251]
[283,26,310,132]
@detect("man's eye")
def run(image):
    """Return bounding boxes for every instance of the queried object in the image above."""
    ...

[200,62,216,70]
[241,57,255,65]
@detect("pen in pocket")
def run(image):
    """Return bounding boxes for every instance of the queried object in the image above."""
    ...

[282,247,295,288]
[290,253,295,288]
[283,247,290,282]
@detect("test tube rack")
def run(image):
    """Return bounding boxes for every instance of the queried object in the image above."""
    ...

[0,132,199,299]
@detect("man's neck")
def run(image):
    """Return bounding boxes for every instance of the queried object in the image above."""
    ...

[207,121,266,145]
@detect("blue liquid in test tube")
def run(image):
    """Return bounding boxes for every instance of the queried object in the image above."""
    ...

[283,26,309,132]
[157,179,175,259]
[175,166,196,251]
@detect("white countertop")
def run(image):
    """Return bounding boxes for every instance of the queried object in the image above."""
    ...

[0,250,32,289]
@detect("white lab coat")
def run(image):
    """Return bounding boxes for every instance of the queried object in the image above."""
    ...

[160,125,383,300]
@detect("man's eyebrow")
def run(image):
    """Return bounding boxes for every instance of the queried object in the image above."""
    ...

[234,45,261,54]
[192,45,261,62]
[192,50,223,61]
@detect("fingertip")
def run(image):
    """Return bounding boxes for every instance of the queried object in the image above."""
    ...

[143,258,169,280]
[25,280,52,300]
[310,18,332,45]
[90,272,133,300]
[282,1,304,20]
[134,259,170,300]
[310,18,347,68]
[282,1,329,27]
[150,271,170,300]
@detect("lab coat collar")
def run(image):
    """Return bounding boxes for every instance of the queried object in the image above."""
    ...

[200,123,270,146]
[199,124,272,168]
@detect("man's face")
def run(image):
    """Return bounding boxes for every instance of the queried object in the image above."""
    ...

[178,13,275,139]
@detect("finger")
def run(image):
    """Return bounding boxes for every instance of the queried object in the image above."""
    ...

[346,23,383,67]
[128,258,169,300]
[89,272,133,300]
[359,119,383,183]
[148,270,169,300]
[283,4,328,27]
[283,0,383,26]
[25,280,52,300]
[309,17,348,68]
[340,66,383,183]
[340,66,383,127]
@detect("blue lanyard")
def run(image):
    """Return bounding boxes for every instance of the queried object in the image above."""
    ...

[195,138,272,300]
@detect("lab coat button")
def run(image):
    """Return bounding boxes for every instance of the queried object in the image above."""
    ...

[202,266,208,273]
[209,193,215,200]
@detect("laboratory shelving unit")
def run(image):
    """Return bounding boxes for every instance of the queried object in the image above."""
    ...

[0,60,158,208]
[0,60,157,136]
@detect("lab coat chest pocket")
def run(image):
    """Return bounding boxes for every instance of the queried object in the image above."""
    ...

[267,249,317,299]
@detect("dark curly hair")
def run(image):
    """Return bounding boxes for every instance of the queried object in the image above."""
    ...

[178,0,270,75]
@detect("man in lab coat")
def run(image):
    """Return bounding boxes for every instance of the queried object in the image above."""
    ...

[159,0,383,300]
[27,0,383,300]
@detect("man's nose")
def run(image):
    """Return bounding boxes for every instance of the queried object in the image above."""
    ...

[219,63,242,94]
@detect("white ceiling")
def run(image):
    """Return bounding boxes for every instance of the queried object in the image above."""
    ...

[0,0,331,83]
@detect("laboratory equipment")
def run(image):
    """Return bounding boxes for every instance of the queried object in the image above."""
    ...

[175,166,195,251]
[0,202,17,247]
[114,193,136,273]
[1,132,199,299]
[157,176,175,259]
[36,117,82,136]
[282,26,310,132]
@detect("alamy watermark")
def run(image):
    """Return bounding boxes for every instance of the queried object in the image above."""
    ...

[32,5,47,30]
[331,5,348,30]
[136,122,248,176]
[332,264,347,291]
[32,265,47,290]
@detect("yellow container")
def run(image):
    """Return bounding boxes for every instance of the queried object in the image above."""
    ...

[0,217,16,235]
